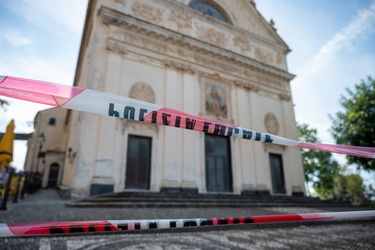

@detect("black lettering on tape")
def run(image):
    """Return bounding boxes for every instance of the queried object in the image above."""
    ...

[183,220,197,227]
[203,121,211,133]
[242,129,253,140]
[228,127,240,137]
[124,106,135,120]
[69,225,84,233]
[151,111,158,123]
[245,218,254,223]
[265,134,273,143]
[233,218,240,224]
[108,103,120,117]
[149,222,158,229]
[118,224,128,230]
[200,219,213,226]
[255,132,261,141]
[104,224,112,231]
[88,225,96,232]
[139,108,148,121]
[170,221,177,228]
[214,124,226,135]
[218,218,228,224]
[49,227,64,234]
[175,116,181,127]
[162,113,171,125]
[185,118,196,130]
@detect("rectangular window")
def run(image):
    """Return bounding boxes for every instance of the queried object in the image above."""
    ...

[49,118,56,125]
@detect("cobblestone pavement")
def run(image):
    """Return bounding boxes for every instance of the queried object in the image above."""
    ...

[1,190,374,249]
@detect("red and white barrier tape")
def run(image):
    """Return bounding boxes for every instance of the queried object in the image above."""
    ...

[0,210,374,237]
[0,76,374,158]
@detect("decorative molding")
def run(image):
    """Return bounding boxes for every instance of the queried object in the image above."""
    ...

[279,93,291,101]
[233,35,251,53]
[275,50,283,66]
[99,7,295,82]
[128,120,157,132]
[119,32,168,55]
[131,2,163,23]
[233,80,260,92]
[264,143,286,152]
[256,75,283,89]
[254,46,274,66]
[264,112,279,135]
[129,82,156,103]
[193,54,242,76]
[107,39,128,55]
[164,59,197,74]
[162,0,288,51]
[195,23,229,48]
[198,71,233,85]
[168,10,192,33]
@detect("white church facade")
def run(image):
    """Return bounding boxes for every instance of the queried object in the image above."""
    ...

[26,0,306,198]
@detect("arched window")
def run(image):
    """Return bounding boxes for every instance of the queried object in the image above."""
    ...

[189,1,229,23]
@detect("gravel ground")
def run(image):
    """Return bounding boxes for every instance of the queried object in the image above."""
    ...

[1,190,374,249]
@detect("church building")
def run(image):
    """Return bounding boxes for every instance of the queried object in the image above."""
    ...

[27,0,306,198]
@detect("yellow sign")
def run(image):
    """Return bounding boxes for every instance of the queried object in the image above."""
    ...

[0,119,15,168]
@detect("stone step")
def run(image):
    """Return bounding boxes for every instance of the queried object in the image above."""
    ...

[68,191,351,208]
[95,191,321,201]
[76,196,346,205]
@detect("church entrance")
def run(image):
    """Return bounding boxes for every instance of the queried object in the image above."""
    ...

[205,134,232,192]
[269,153,286,194]
[125,135,152,190]
[47,163,59,188]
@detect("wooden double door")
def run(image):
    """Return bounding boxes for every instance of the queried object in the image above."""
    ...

[125,135,151,190]
[205,134,233,192]
[125,134,233,193]
[269,153,286,194]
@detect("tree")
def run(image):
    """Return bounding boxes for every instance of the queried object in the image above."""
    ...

[334,173,365,206]
[297,123,340,199]
[330,76,375,170]
[364,184,375,207]
[346,174,365,205]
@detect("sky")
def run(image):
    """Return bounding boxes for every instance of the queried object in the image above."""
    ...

[0,0,374,184]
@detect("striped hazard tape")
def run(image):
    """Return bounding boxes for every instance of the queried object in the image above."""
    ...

[0,211,374,237]
[0,76,374,158]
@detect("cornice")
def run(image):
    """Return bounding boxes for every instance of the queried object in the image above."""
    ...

[233,79,260,92]
[164,59,197,74]
[99,6,295,82]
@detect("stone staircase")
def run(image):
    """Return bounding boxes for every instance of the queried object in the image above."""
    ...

[66,191,352,208]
